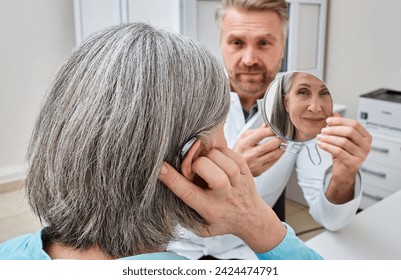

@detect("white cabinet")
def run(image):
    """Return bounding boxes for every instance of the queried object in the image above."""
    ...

[73,0,128,46]
[73,0,180,46]
[286,0,327,79]
[357,89,401,209]
[359,133,401,209]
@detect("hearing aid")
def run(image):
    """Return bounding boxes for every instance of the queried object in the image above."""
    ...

[180,137,196,160]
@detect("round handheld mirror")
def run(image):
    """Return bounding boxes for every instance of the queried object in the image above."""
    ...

[261,71,333,143]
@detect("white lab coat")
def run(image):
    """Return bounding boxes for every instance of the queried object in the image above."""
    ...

[167,92,362,260]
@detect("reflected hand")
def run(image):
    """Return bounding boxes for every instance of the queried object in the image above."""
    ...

[233,124,285,176]
[158,147,286,253]
[317,113,372,203]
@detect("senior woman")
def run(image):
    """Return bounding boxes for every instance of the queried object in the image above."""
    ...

[0,22,321,260]
[269,72,332,142]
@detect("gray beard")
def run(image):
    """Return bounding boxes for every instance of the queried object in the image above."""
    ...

[231,77,272,98]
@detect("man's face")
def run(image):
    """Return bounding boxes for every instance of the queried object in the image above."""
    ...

[220,8,285,107]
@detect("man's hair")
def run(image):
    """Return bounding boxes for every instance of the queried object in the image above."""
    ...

[215,0,289,40]
[25,22,230,258]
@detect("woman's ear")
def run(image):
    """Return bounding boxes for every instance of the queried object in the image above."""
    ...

[284,96,289,113]
[181,139,203,181]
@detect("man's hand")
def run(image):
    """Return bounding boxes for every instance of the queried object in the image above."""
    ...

[233,124,285,176]
[317,113,372,204]
[158,147,286,253]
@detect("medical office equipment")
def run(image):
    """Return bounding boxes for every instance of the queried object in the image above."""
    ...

[357,88,401,209]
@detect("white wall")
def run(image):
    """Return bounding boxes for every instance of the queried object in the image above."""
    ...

[127,0,180,32]
[0,0,75,183]
[324,0,401,119]
[0,0,181,185]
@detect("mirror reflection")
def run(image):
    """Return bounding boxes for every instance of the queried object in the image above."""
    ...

[262,71,333,142]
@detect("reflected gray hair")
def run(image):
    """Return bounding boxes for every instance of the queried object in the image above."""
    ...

[215,0,289,41]
[25,22,230,258]
[270,72,296,139]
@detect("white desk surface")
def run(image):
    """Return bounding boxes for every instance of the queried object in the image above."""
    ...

[306,190,401,259]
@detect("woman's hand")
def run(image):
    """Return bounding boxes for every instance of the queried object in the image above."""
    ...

[317,113,372,203]
[159,147,286,253]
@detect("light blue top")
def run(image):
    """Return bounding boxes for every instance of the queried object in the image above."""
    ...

[0,223,322,260]
[256,224,323,260]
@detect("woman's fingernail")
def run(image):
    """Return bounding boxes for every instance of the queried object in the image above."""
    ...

[160,163,168,175]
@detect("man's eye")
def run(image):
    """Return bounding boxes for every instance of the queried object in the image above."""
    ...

[232,40,243,46]
[259,40,270,46]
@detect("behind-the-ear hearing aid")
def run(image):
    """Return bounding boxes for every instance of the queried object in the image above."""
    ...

[180,137,196,160]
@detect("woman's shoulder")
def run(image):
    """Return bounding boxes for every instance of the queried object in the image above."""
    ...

[121,251,188,260]
[0,229,50,260]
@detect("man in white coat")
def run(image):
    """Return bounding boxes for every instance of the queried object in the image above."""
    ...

[168,0,372,259]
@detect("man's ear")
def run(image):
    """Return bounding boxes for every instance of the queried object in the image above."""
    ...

[181,139,203,181]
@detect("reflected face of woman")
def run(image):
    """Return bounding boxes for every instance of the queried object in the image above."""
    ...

[284,73,332,141]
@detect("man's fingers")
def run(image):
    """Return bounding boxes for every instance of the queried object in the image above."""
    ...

[254,137,283,153]
[238,126,276,147]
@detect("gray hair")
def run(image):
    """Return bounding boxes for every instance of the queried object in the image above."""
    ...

[269,72,296,140]
[215,0,289,41]
[25,22,230,258]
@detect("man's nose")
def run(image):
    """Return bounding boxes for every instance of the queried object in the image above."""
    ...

[241,47,259,66]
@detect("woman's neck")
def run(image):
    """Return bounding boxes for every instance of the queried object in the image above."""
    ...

[44,241,115,260]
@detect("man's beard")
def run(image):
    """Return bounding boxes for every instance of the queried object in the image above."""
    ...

[230,66,275,97]
[231,76,270,96]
